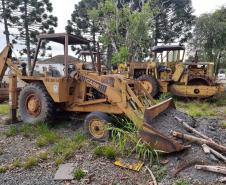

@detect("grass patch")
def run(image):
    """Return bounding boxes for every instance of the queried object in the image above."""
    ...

[38,151,48,160]
[175,179,189,185]
[36,131,59,147]
[221,122,226,129]
[23,156,38,169]
[73,168,86,181]
[152,165,167,181]
[12,157,22,168]
[0,166,7,173]
[94,145,117,160]
[176,101,217,117]
[0,103,9,114]
[19,124,34,138]
[208,93,226,106]
[5,125,18,137]
[52,133,86,165]
[54,156,65,166]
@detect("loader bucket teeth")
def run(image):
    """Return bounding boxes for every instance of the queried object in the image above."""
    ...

[142,98,186,153]
[144,98,175,123]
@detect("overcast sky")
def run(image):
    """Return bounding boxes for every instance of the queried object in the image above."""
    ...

[0,0,226,51]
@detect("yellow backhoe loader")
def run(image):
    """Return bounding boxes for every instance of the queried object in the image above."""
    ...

[120,45,225,98]
[0,33,187,153]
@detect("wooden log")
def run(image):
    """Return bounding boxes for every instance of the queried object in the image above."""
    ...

[172,131,226,153]
[195,165,226,175]
[219,177,226,183]
[174,116,212,141]
[202,144,226,163]
[145,166,158,185]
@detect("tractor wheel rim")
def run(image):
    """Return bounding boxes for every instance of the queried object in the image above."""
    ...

[141,80,153,94]
[89,119,106,139]
[25,93,41,117]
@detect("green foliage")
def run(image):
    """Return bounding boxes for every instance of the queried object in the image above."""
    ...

[112,47,129,65]
[153,0,195,43]
[175,179,189,185]
[36,131,59,147]
[0,104,9,114]
[52,133,86,164]
[94,145,117,160]
[108,117,159,163]
[19,124,34,137]
[54,156,65,166]
[0,166,7,173]
[152,164,167,181]
[12,157,22,168]
[176,101,217,117]
[38,151,48,160]
[23,156,38,169]
[190,7,226,69]
[5,125,18,137]
[73,168,86,181]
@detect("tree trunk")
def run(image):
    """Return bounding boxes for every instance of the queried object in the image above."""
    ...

[24,0,31,71]
[107,44,113,69]
[2,0,10,44]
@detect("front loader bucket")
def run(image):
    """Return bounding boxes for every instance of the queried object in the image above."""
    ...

[140,98,187,153]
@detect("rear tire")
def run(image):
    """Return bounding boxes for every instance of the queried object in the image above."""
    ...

[18,82,55,124]
[84,112,111,142]
[138,75,159,97]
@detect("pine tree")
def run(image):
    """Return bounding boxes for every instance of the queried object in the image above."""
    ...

[0,0,19,44]
[66,0,100,48]
[13,0,57,70]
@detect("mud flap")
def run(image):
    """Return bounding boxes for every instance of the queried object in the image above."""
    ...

[140,98,187,153]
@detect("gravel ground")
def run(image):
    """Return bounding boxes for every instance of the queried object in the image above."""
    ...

[0,108,226,185]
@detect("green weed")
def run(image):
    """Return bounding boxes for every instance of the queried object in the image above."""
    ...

[38,151,48,160]
[23,156,38,169]
[73,168,86,181]
[0,166,7,173]
[176,101,217,117]
[5,125,18,137]
[12,157,22,168]
[94,145,117,160]
[175,179,189,185]
[152,165,167,181]
[19,124,34,137]
[108,118,159,163]
[52,133,86,164]
[36,131,59,147]
[0,104,9,114]
[54,156,65,166]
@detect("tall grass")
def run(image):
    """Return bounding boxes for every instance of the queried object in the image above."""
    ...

[107,116,159,163]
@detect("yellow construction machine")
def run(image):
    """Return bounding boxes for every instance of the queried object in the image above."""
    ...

[120,45,225,98]
[0,33,187,153]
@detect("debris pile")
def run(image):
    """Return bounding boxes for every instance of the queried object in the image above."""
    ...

[151,108,226,184]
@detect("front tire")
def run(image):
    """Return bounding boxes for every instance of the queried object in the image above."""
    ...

[138,75,159,97]
[84,112,111,142]
[18,82,55,124]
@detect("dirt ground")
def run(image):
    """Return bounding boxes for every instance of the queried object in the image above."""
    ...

[0,106,226,185]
